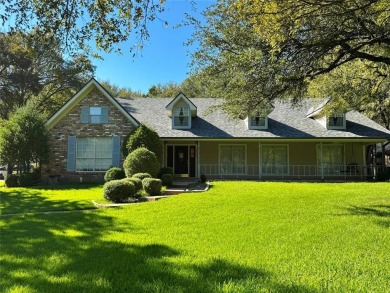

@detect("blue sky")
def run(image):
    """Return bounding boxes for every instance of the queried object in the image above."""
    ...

[93,1,213,94]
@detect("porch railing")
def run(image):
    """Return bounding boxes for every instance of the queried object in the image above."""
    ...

[199,164,387,180]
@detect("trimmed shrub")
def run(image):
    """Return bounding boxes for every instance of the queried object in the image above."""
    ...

[123,177,143,195]
[200,174,207,183]
[103,179,135,203]
[19,173,34,187]
[161,174,173,187]
[122,124,163,162]
[123,147,160,178]
[104,167,126,182]
[132,173,152,180]
[5,174,18,187]
[159,167,174,178]
[142,178,162,196]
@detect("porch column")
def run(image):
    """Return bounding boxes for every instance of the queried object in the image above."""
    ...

[320,142,324,180]
[197,141,200,178]
[258,142,261,179]
[362,144,366,178]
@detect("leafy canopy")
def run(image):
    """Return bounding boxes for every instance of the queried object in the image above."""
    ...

[189,0,390,126]
[1,0,166,55]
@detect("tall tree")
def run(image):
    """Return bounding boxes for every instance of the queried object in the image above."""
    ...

[189,0,390,122]
[1,0,166,55]
[0,31,94,119]
[0,104,49,174]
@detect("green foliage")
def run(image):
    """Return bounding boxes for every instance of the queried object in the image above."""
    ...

[5,174,18,187]
[125,177,143,195]
[103,179,135,203]
[0,104,49,173]
[123,124,163,161]
[123,147,160,178]
[142,178,162,196]
[104,167,126,182]
[2,1,165,56]
[161,174,173,187]
[18,173,34,187]
[190,0,390,124]
[132,173,152,181]
[0,31,94,120]
[200,174,207,183]
[158,167,174,178]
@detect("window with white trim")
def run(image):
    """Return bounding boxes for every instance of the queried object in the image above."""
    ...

[249,112,268,129]
[90,107,102,124]
[327,112,345,129]
[76,137,113,171]
[173,106,190,128]
[317,144,344,175]
[261,145,288,175]
[219,145,246,174]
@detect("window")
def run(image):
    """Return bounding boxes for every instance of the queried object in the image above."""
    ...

[76,137,113,171]
[173,106,190,128]
[249,112,267,129]
[81,106,109,124]
[317,144,344,175]
[327,112,345,129]
[261,145,288,175]
[219,145,246,174]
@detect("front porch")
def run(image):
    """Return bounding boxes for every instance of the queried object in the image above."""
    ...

[199,164,388,181]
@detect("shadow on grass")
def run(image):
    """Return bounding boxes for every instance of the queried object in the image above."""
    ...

[345,205,390,228]
[0,184,101,215]
[0,209,318,292]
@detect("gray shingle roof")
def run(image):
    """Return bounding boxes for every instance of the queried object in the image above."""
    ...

[116,97,390,139]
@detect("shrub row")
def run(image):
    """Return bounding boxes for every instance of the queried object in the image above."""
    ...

[5,173,34,187]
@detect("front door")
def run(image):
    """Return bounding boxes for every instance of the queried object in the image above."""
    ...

[167,145,196,177]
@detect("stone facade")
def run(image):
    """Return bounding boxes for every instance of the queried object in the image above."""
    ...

[42,88,136,183]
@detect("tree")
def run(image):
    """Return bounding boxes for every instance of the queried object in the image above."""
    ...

[122,124,163,162]
[99,80,144,98]
[189,0,390,122]
[0,31,94,119]
[0,104,49,175]
[1,0,166,55]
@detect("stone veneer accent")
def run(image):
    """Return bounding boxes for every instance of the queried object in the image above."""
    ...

[42,88,136,183]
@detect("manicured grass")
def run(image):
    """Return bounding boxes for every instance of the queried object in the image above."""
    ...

[1,182,389,292]
[0,184,104,215]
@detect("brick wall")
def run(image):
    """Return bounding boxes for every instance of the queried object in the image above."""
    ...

[42,88,136,184]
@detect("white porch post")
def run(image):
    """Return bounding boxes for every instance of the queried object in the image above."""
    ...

[320,142,324,180]
[197,141,200,178]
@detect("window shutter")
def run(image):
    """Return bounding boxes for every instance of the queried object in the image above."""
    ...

[112,135,120,167]
[80,106,89,123]
[101,106,109,123]
[67,136,76,172]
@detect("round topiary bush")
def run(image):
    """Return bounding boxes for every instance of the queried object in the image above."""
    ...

[132,173,152,180]
[142,178,162,196]
[123,177,143,195]
[104,167,126,182]
[123,147,160,178]
[161,174,173,187]
[158,166,174,178]
[103,179,135,203]
[5,174,19,187]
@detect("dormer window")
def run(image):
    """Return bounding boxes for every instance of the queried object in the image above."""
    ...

[166,93,197,130]
[173,106,190,128]
[327,112,346,129]
[248,111,268,130]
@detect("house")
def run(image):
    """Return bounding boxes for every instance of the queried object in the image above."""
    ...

[43,78,390,183]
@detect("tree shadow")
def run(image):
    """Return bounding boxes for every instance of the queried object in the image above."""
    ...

[0,184,100,215]
[0,209,318,292]
[344,205,390,228]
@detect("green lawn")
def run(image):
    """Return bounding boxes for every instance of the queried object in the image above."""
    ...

[1,182,389,292]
